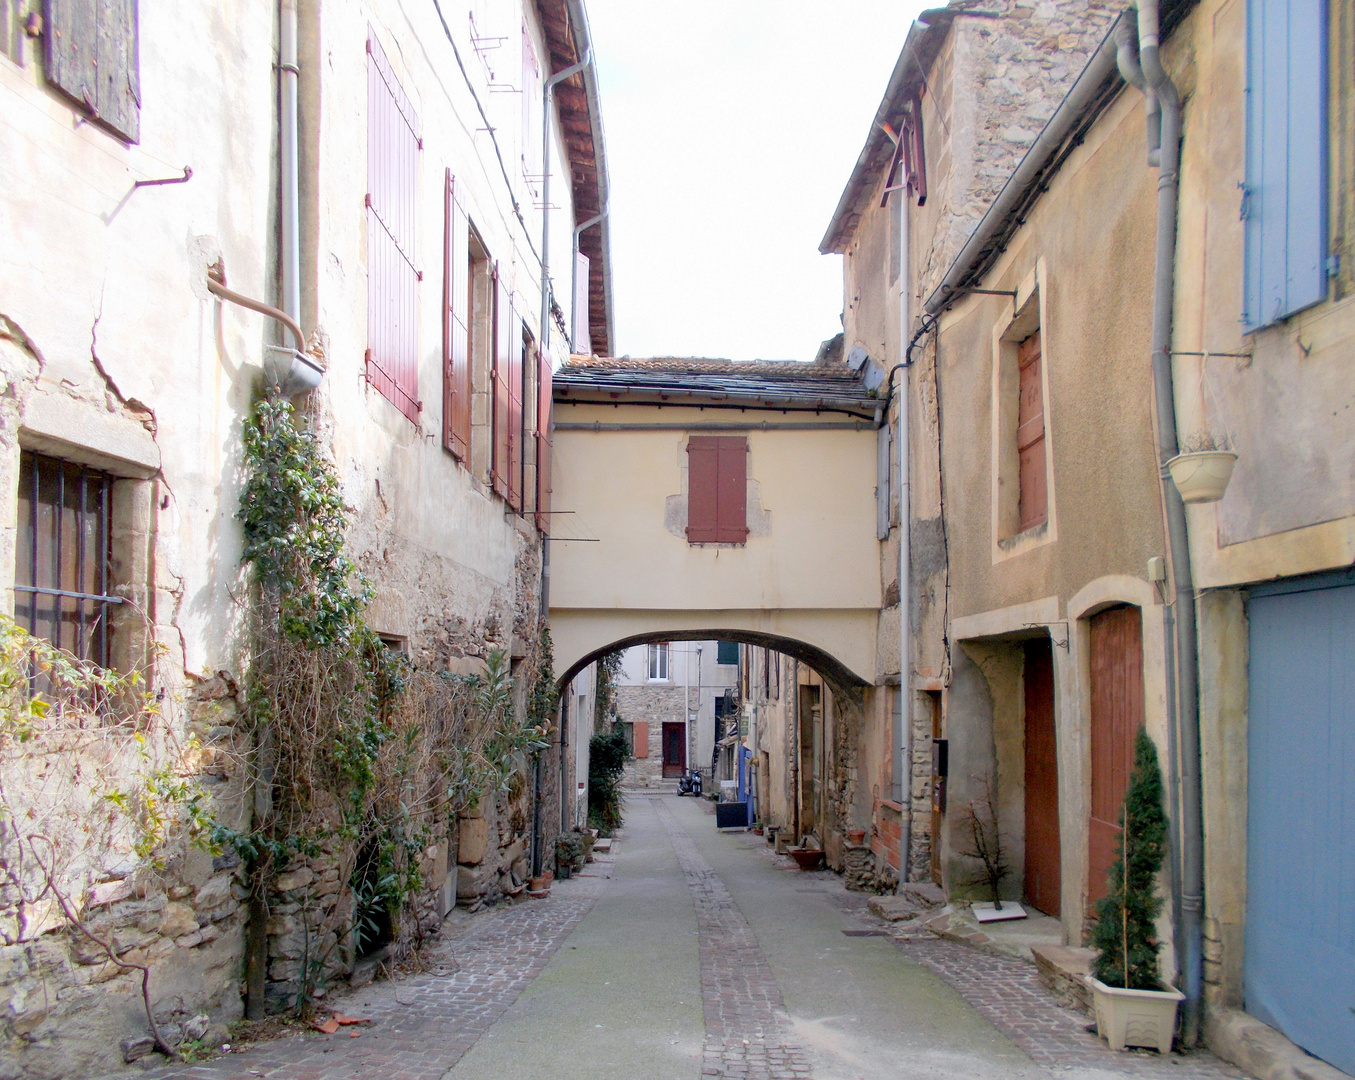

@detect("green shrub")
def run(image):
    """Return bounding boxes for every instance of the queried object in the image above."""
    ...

[1090,727,1170,990]
[587,725,628,834]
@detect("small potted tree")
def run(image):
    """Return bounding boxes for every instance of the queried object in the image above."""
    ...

[1087,728,1184,1054]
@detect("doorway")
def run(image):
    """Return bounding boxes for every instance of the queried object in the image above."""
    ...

[661,721,686,778]
[1023,638,1060,916]
[1088,605,1143,907]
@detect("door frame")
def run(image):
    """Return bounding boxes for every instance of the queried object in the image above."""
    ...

[661,721,686,778]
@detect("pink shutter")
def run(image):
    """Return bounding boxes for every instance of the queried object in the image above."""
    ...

[507,316,524,513]
[491,272,512,499]
[443,170,470,459]
[633,722,648,759]
[535,353,553,534]
[1017,332,1047,531]
[366,31,421,424]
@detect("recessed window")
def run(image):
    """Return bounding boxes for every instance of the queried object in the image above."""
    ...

[1016,330,1047,532]
[15,451,119,668]
[647,642,670,682]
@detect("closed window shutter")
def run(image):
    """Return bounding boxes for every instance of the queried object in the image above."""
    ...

[876,423,892,541]
[45,0,140,142]
[443,171,471,460]
[1016,332,1047,532]
[491,271,512,499]
[715,437,748,543]
[366,31,422,423]
[508,323,525,512]
[686,437,720,543]
[572,252,591,351]
[535,352,553,533]
[1243,0,1327,331]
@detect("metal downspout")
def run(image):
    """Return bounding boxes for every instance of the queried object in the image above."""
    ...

[571,210,607,352]
[279,0,301,325]
[1137,0,1205,1044]
[897,191,913,881]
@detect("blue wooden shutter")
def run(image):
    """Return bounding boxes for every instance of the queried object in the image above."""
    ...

[1243,0,1327,331]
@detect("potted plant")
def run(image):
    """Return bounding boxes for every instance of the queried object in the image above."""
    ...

[1087,728,1184,1054]
[1166,432,1237,504]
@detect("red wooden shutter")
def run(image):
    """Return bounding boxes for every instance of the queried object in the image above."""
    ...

[491,272,512,499]
[507,327,525,512]
[535,352,553,533]
[1016,332,1047,531]
[715,437,748,543]
[633,722,649,759]
[686,436,748,544]
[1088,606,1143,906]
[366,31,422,424]
[443,170,471,460]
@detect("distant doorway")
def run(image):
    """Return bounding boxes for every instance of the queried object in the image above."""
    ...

[1023,638,1060,916]
[662,722,686,778]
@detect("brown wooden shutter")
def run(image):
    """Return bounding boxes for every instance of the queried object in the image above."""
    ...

[45,0,140,143]
[632,721,648,759]
[686,436,748,544]
[715,437,749,543]
[686,437,720,543]
[507,326,525,512]
[535,352,553,533]
[1088,605,1143,906]
[366,30,422,424]
[491,271,512,499]
[443,170,471,460]
[1016,331,1047,531]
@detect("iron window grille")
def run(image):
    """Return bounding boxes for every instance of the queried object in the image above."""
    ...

[14,450,122,669]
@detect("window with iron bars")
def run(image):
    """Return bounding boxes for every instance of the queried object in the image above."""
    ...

[14,450,121,668]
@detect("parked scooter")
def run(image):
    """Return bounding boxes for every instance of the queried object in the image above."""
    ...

[677,768,703,797]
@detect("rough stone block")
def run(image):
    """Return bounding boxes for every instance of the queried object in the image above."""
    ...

[455,865,481,899]
[273,867,315,893]
[193,875,232,911]
[158,902,198,940]
[1031,945,1095,1013]
[458,816,490,865]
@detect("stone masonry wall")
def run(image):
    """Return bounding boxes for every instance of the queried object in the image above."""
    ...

[617,684,688,787]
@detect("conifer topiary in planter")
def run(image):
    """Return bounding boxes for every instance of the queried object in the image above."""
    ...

[1088,728,1183,1053]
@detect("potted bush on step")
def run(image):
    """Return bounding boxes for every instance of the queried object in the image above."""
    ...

[1087,728,1184,1054]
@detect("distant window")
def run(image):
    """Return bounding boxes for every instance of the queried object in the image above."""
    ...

[716,641,739,666]
[44,0,140,142]
[686,436,748,544]
[648,643,670,681]
[443,171,471,461]
[15,451,119,668]
[366,30,422,423]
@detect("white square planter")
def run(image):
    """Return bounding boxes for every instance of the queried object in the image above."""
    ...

[1088,976,1184,1054]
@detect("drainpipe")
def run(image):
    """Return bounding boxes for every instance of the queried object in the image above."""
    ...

[896,189,913,882]
[279,0,301,326]
[539,49,593,360]
[570,210,607,352]
[1135,0,1204,1044]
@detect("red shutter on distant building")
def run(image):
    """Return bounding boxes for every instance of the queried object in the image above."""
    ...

[535,353,553,534]
[632,721,649,759]
[507,324,525,513]
[366,31,422,424]
[1016,331,1047,532]
[443,170,471,460]
[687,436,748,544]
[491,271,513,499]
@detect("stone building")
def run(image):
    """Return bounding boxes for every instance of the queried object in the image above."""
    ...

[0,0,610,1073]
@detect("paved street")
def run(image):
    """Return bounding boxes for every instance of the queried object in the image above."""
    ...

[139,795,1251,1080]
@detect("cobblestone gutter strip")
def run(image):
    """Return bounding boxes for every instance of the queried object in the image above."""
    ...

[135,893,597,1080]
[890,935,1253,1080]
[654,800,813,1080]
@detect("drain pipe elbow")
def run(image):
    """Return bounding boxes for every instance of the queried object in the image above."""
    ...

[1113,11,1160,160]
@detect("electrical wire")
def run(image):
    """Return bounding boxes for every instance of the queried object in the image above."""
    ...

[430,0,542,269]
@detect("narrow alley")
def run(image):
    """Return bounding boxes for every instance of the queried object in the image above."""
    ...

[138,796,1249,1080]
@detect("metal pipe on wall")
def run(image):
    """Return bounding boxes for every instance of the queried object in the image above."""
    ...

[279,0,301,325]
[897,183,913,882]
[570,211,606,352]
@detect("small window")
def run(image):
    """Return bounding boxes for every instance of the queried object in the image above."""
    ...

[443,171,471,460]
[716,641,739,666]
[366,30,422,423]
[491,272,516,501]
[1016,330,1047,532]
[686,436,748,544]
[647,642,670,682]
[15,451,119,668]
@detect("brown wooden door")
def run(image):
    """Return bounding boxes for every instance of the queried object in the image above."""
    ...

[1088,606,1144,907]
[662,722,686,778]
[1023,638,1061,916]
[928,693,944,885]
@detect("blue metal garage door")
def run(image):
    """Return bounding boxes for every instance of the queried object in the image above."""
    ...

[1246,573,1355,1074]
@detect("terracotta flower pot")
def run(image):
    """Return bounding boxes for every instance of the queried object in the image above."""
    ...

[789,848,825,871]
[846,829,867,845]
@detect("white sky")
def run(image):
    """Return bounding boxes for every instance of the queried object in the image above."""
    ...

[586,2,930,362]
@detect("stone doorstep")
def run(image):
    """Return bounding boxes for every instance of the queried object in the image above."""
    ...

[1031,944,1096,1014]
[1205,1007,1355,1080]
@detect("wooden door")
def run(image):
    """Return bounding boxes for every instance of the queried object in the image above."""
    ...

[1023,639,1061,915]
[662,722,686,778]
[1088,606,1143,907]
[928,693,944,885]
